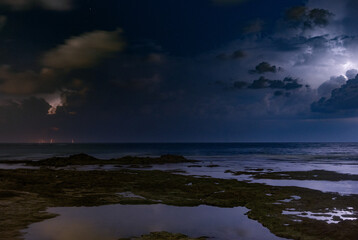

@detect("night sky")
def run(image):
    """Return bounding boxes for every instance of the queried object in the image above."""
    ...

[1,0,358,142]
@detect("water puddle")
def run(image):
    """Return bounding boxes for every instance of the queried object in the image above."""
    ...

[252,179,358,195]
[0,164,37,170]
[23,204,288,240]
[283,207,357,224]
[278,195,301,203]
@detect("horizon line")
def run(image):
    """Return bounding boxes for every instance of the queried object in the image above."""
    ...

[0,141,357,144]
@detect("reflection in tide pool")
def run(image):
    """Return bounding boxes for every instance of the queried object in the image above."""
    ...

[24,204,287,240]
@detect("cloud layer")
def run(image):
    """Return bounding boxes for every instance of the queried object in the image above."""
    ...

[43,29,125,70]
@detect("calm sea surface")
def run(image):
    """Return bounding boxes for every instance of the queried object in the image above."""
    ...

[1,142,358,161]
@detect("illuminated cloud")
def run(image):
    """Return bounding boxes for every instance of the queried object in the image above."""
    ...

[0,30,123,113]
[345,69,358,79]
[317,75,346,97]
[311,75,358,113]
[42,29,125,70]
[0,66,88,114]
[42,92,64,115]
[0,0,73,11]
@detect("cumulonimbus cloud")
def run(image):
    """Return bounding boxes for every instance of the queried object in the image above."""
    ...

[0,29,125,115]
[311,71,358,113]
[0,0,73,11]
[42,29,125,70]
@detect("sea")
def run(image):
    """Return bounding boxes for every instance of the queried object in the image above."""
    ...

[1,142,358,161]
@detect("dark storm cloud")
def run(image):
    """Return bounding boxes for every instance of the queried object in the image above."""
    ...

[249,62,281,74]
[233,77,304,91]
[250,77,303,90]
[311,75,358,113]
[309,9,333,27]
[0,0,73,11]
[346,69,358,79]
[271,34,334,55]
[248,77,269,89]
[285,6,334,29]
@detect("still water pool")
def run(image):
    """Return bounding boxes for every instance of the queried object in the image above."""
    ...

[24,204,287,240]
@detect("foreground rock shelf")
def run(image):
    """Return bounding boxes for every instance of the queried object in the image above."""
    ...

[1,155,358,240]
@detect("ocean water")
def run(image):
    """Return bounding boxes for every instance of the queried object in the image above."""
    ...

[1,142,358,161]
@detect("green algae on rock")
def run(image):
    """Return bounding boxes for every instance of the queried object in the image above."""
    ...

[0,191,57,240]
[118,231,207,240]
